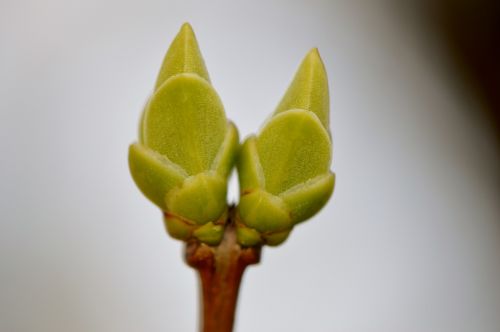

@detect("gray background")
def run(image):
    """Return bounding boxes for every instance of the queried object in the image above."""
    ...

[1,1,499,331]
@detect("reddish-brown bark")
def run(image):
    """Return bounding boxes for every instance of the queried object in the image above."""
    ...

[186,208,261,332]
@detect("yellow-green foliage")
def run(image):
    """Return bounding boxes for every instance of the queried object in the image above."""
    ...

[236,49,335,246]
[129,24,334,247]
[129,23,238,245]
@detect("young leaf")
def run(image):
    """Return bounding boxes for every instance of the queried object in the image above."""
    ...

[280,173,335,224]
[128,143,187,210]
[237,136,265,191]
[155,23,210,90]
[211,121,239,178]
[143,74,227,176]
[256,109,331,195]
[236,49,334,246]
[165,171,227,225]
[274,48,330,130]
[238,189,292,233]
[129,23,238,245]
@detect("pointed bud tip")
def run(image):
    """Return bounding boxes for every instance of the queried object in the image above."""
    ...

[154,22,210,89]
[309,47,320,56]
[273,46,330,128]
[179,22,195,36]
[304,47,324,66]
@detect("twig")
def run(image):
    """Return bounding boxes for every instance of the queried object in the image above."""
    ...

[186,207,261,332]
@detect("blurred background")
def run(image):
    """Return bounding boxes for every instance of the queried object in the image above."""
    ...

[1,0,499,331]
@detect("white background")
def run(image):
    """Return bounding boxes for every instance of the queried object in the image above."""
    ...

[1,1,499,331]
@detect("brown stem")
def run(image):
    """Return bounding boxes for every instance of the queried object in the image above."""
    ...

[185,207,261,332]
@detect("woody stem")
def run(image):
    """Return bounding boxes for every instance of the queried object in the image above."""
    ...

[185,207,261,332]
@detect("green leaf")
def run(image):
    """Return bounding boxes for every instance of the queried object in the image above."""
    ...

[155,22,210,90]
[143,74,227,176]
[274,48,330,130]
[193,222,224,245]
[256,109,331,195]
[129,23,239,245]
[128,143,188,210]
[237,136,265,191]
[211,121,239,178]
[165,171,227,225]
[236,224,262,247]
[236,48,334,246]
[164,209,226,245]
[164,213,194,241]
[131,25,335,247]
[262,229,291,246]
[280,173,335,224]
[238,189,292,233]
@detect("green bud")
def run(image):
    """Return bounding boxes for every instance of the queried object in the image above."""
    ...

[130,27,334,248]
[257,109,331,194]
[129,143,187,210]
[165,171,226,225]
[155,23,210,89]
[163,210,227,244]
[163,213,193,241]
[143,74,227,175]
[235,223,262,247]
[263,229,291,247]
[274,48,330,130]
[193,221,225,246]
[211,122,240,178]
[280,173,335,224]
[237,48,335,246]
[129,23,238,245]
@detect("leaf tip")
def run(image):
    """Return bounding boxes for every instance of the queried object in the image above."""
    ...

[179,22,194,35]
[154,23,210,90]
[275,47,330,129]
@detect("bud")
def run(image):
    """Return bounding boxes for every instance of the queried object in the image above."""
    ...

[129,23,239,245]
[236,49,335,246]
